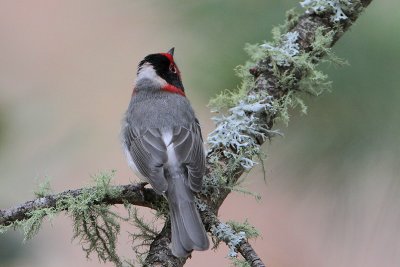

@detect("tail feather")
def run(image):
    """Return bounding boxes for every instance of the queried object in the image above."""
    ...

[167,174,209,257]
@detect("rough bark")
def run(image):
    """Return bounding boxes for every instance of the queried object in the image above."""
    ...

[238,242,266,267]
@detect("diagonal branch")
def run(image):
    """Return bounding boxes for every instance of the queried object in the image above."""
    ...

[201,207,265,267]
[237,242,265,267]
[144,204,265,267]
[144,0,374,266]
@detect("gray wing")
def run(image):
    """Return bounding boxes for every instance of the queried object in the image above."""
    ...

[172,121,206,192]
[123,121,205,194]
[123,127,168,194]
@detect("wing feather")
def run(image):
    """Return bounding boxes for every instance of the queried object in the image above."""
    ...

[124,127,168,194]
[172,122,205,192]
[124,120,205,194]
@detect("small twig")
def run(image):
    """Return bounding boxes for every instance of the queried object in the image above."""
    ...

[237,241,265,267]
[204,209,265,267]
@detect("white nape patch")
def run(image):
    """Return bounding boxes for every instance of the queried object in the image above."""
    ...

[136,63,166,86]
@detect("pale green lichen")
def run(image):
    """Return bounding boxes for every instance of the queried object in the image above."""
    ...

[265,26,346,124]
[195,198,208,212]
[227,219,259,240]
[212,222,246,257]
[1,171,126,266]
[201,171,261,203]
[34,178,53,198]
[208,92,278,170]
[212,220,258,264]
[0,207,58,243]
[22,207,57,242]
[0,223,14,235]
[57,171,123,265]
[126,205,159,265]
[261,31,300,67]
[201,165,224,202]
[70,204,122,265]
[300,0,353,21]
[209,61,280,170]
[231,258,251,267]
[206,6,347,202]
[208,62,255,111]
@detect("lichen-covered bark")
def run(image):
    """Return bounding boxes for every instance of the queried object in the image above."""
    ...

[0,183,160,226]
[238,242,266,267]
[144,1,374,266]
[144,223,187,267]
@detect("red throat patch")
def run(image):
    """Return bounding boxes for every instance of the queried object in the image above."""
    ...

[162,84,186,97]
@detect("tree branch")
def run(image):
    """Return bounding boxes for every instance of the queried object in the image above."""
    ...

[199,207,265,267]
[144,1,374,266]
[237,242,265,267]
[0,182,264,266]
[143,205,265,267]
[0,183,161,226]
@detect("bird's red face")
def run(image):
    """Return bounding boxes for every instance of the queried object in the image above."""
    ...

[136,48,185,96]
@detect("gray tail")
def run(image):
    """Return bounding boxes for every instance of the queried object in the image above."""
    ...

[167,173,209,257]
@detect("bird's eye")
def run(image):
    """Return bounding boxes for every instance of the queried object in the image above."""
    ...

[169,64,177,74]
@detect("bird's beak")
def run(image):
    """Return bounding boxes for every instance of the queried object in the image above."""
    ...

[167,47,175,56]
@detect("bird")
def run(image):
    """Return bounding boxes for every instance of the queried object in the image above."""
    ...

[121,48,209,257]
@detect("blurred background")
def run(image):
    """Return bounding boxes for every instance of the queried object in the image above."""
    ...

[0,0,399,266]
